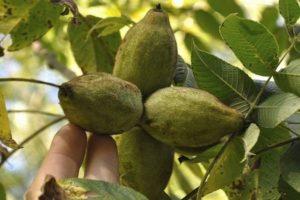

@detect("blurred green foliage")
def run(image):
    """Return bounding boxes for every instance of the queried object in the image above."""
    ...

[0,0,296,199]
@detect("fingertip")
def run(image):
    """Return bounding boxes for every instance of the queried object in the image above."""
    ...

[84,134,119,183]
[26,124,87,199]
[50,123,87,166]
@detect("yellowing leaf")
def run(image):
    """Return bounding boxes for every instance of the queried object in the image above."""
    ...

[0,91,18,149]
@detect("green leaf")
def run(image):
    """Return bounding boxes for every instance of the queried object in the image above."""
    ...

[220,14,279,76]
[0,0,38,34]
[225,126,291,199]
[280,141,300,193]
[194,9,221,40]
[274,59,300,96]
[207,0,244,17]
[184,32,209,52]
[68,15,121,74]
[288,42,300,64]
[274,27,290,54]
[0,90,18,149]
[279,0,300,26]
[191,48,257,113]
[241,123,260,161]
[252,126,291,199]
[254,126,292,151]
[203,137,245,195]
[0,182,5,200]
[252,151,282,199]
[58,178,148,200]
[256,93,300,128]
[89,15,134,37]
[178,143,223,163]
[260,6,279,32]
[8,0,63,51]
[279,178,300,200]
[250,126,291,199]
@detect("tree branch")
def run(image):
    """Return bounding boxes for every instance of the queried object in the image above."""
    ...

[0,116,66,168]
[7,109,63,117]
[0,78,61,88]
[244,39,297,119]
[253,137,300,155]
[43,52,76,80]
[196,133,236,199]
[279,124,300,137]
[182,187,198,200]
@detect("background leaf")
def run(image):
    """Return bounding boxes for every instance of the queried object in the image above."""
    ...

[191,48,257,113]
[0,0,38,34]
[68,15,121,74]
[279,0,300,26]
[89,15,134,37]
[0,182,5,200]
[8,0,63,51]
[184,32,209,52]
[275,27,290,54]
[220,14,279,76]
[280,141,300,193]
[256,93,300,128]
[274,59,300,96]
[260,6,279,32]
[279,178,300,199]
[206,0,244,17]
[0,90,18,149]
[194,9,221,40]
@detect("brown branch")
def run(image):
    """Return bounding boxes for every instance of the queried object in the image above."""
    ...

[182,187,198,200]
[279,124,300,137]
[7,109,63,117]
[44,52,77,80]
[0,78,60,88]
[253,137,300,155]
[32,42,77,80]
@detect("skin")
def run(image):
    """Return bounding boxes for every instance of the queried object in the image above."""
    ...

[25,123,119,200]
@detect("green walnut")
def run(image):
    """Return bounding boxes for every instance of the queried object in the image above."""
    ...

[117,127,174,200]
[141,87,244,147]
[58,73,143,134]
[113,5,177,97]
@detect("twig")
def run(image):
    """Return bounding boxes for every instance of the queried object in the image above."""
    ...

[287,121,300,125]
[245,76,272,119]
[44,52,76,80]
[245,39,297,119]
[0,78,61,88]
[7,109,63,117]
[182,187,198,200]
[253,137,300,155]
[279,124,300,137]
[278,39,297,65]
[32,41,77,80]
[196,133,236,199]
[0,116,66,168]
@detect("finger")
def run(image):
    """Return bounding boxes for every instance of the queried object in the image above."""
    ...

[25,123,87,200]
[84,134,119,183]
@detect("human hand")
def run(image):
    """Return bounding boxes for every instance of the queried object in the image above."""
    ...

[25,124,119,199]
